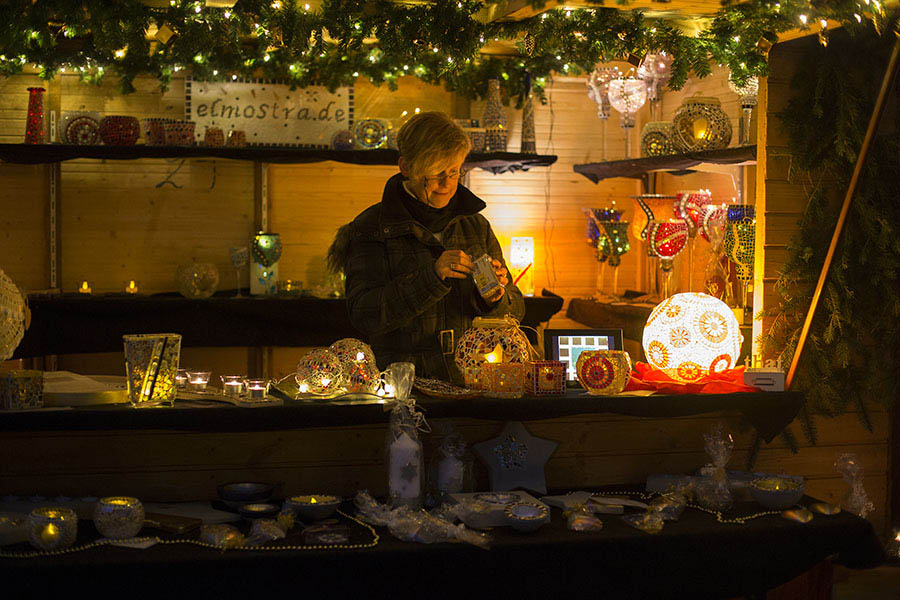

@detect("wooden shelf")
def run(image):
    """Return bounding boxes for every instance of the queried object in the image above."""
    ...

[0,143,557,174]
[573,145,756,183]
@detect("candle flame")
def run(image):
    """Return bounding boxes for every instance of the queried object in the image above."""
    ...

[80,281,89,291]
[485,344,503,363]
[299,382,309,393]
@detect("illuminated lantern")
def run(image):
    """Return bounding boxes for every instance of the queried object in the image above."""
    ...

[328,338,379,394]
[455,317,530,389]
[672,97,732,152]
[295,348,344,395]
[576,350,632,395]
[642,293,743,382]
[509,237,535,296]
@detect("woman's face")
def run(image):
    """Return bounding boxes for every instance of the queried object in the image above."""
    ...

[403,152,467,209]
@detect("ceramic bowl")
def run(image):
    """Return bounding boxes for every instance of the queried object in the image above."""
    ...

[217,482,274,504]
[749,476,805,510]
[505,502,549,532]
[283,494,341,521]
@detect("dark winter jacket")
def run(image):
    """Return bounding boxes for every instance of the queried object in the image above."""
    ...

[329,173,525,382]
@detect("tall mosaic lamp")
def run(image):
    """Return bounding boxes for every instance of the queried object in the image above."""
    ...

[642,292,743,382]
[586,66,620,160]
[607,77,647,159]
[723,205,756,312]
[728,75,759,145]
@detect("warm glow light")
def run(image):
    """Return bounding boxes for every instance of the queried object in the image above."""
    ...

[299,382,309,393]
[79,281,91,294]
[484,344,503,363]
[320,377,331,387]
[642,293,743,382]
[509,236,535,297]
[355,351,365,361]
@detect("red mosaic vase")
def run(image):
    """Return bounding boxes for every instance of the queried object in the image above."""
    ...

[25,87,45,144]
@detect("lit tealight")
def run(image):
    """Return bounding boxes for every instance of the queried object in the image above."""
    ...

[484,343,503,363]
[125,280,139,294]
[78,281,92,294]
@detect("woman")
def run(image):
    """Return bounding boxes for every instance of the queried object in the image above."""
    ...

[328,111,525,382]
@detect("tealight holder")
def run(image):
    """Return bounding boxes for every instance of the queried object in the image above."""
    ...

[284,494,341,521]
[749,476,805,510]
[524,360,566,396]
[93,496,144,539]
[220,375,244,397]
[187,371,211,391]
[1,369,43,410]
[244,379,268,399]
[175,368,188,389]
[124,280,140,295]
[482,362,525,398]
[575,350,632,395]
[239,503,280,520]
[28,507,78,551]
[505,502,549,532]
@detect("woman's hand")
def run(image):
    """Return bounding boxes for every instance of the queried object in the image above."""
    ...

[483,259,508,303]
[435,250,473,280]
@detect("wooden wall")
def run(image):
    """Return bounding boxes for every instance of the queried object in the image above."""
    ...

[0,53,891,535]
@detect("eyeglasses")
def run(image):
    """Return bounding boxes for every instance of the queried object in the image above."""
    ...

[422,168,468,184]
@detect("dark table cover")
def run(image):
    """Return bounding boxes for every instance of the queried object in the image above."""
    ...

[0,389,803,442]
[14,292,564,357]
[0,143,557,173]
[1,495,884,599]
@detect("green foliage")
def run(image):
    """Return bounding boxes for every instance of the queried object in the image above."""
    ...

[760,21,900,429]
[0,0,888,99]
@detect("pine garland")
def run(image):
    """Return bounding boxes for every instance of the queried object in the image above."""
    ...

[0,0,890,99]
[760,20,900,436]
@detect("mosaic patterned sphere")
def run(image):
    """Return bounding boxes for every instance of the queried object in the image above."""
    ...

[295,348,344,395]
[331,129,356,150]
[0,268,26,362]
[642,293,743,382]
[328,338,379,394]
[353,119,387,149]
[455,318,530,388]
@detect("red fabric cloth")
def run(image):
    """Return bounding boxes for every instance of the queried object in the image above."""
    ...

[625,362,762,394]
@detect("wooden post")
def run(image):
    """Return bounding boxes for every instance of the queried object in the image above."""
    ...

[786,33,900,389]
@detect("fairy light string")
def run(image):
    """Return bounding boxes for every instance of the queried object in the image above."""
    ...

[0,0,889,101]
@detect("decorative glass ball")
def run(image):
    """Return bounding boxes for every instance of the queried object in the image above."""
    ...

[175,261,219,299]
[0,268,26,362]
[328,338,379,394]
[642,293,743,382]
[331,129,356,150]
[295,348,344,395]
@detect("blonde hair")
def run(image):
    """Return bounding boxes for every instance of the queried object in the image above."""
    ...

[398,111,471,178]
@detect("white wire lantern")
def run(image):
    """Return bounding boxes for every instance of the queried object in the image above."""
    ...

[607,77,648,158]
[637,53,673,102]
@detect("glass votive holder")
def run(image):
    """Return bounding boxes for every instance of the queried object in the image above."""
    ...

[94,496,144,539]
[220,375,244,397]
[244,379,268,399]
[187,371,211,391]
[28,507,78,551]
[175,368,188,389]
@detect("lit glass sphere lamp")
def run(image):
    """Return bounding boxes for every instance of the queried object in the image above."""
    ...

[723,205,756,314]
[728,75,759,145]
[587,66,620,160]
[642,292,743,382]
[607,77,648,159]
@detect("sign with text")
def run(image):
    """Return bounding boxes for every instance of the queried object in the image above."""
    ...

[187,79,352,147]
